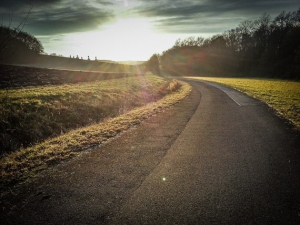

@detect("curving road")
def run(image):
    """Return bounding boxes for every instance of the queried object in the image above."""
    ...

[1,79,300,225]
[111,79,300,224]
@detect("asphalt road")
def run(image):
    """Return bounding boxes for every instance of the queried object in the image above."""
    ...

[111,79,300,224]
[1,79,300,224]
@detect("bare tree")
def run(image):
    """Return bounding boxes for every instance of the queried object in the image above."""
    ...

[0,6,32,60]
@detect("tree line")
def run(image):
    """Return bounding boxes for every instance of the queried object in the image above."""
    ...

[0,25,44,63]
[159,8,300,80]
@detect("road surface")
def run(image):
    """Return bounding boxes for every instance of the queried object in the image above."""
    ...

[1,79,300,224]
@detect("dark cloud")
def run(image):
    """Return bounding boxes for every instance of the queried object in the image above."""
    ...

[0,0,62,10]
[154,16,242,34]
[95,0,114,5]
[134,0,300,33]
[27,4,114,35]
[136,0,299,17]
[0,0,115,35]
[1,0,299,36]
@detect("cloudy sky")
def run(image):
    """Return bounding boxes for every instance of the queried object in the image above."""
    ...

[1,0,299,61]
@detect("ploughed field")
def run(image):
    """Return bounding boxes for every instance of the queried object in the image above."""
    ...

[0,64,137,88]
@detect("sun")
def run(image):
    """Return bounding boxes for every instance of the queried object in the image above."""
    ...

[64,17,161,61]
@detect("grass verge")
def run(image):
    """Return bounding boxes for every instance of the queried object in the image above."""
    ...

[0,75,172,154]
[189,77,300,129]
[0,79,191,190]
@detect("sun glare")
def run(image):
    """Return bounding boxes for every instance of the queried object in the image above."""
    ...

[43,17,206,61]
[64,18,162,61]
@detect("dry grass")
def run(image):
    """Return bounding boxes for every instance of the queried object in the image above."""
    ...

[0,75,171,154]
[0,79,191,189]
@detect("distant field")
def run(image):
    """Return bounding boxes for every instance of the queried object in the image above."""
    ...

[3,54,144,72]
[190,77,300,129]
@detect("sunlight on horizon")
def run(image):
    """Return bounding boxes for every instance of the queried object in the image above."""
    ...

[42,18,163,61]
[41,17,210,61]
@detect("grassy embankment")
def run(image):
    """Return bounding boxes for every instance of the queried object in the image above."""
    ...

[0,74,190,189]
[190,77,300,129]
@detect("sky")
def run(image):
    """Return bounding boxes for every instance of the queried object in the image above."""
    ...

[0,0,299,61]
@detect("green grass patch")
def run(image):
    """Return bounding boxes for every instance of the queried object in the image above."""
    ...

[189,77,300,129]
[0,79,191,190]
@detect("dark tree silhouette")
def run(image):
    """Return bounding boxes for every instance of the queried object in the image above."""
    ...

[160,8,300,80]
[146,54,160,75]
[0,7,42,62]
[0,26,44,63]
